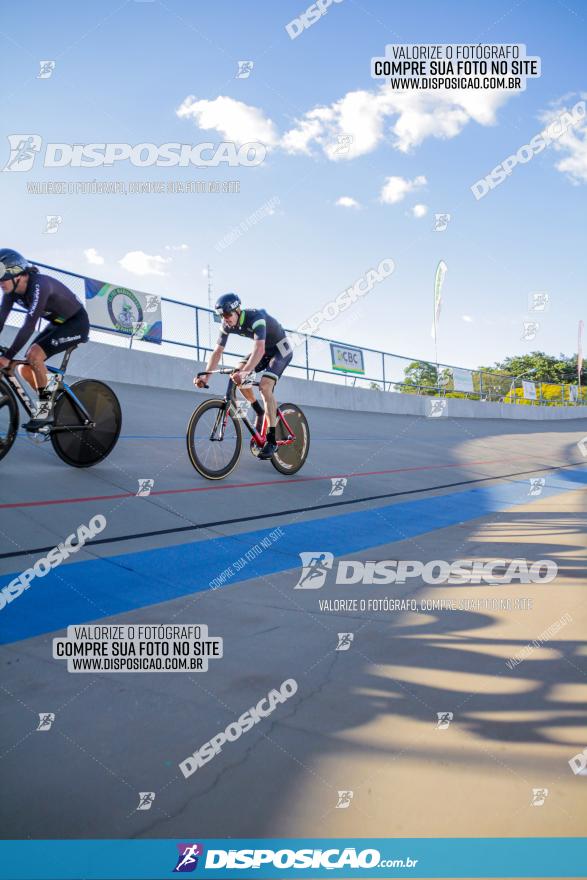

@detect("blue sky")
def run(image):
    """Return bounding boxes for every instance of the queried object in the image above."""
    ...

[2,0,586,371]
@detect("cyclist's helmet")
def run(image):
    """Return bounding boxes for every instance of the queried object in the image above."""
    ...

[0,249,33,282]
[215,292,241,316]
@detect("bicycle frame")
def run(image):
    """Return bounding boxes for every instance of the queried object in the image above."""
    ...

[206,369,296,447]
[1,346,94,429]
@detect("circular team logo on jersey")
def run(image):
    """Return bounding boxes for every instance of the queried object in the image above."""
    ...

[107,287,143,332]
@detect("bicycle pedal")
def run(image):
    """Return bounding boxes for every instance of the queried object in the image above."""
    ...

[25,427,51,442]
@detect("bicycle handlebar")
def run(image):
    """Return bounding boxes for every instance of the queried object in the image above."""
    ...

[0,345,13,373]
[196,367,238,389]
[0,346,28,372]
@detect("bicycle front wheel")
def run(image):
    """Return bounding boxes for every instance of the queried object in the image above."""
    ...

[186,398,242,480]
[0,378,19,463]
[51,380,122,467]
[272,403,310,475]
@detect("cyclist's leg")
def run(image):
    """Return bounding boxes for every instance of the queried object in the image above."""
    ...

[19,323,55,389]
[258,375,277,426]
[27,310,89,384]
[259,348,292,426]
[258,348,292,457]
[242,356,270,434]
[234,360,256,406]
[22,311,89,426]
[19,345,45,390]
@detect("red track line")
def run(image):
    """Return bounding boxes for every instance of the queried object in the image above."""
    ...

[0,455,535,511]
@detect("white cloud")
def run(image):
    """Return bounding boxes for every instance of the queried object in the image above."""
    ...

[281,115,324,155]
[281,85,511,158]
[411,203,428,218]
[177,85,512,164]
[118,251,171,277]
[165,243,189,251]
[177,95,279,146]
[380,174,426,205]
[540,94,587,184]
[462,315,474,323]
[84,247,104,266]
[336,196,360,208]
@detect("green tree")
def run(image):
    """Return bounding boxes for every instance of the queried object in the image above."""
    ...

[401,361,439,394]
[479,351,581,383]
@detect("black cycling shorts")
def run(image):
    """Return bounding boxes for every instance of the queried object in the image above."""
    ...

[239,343,292,383]
[32,308,90,358]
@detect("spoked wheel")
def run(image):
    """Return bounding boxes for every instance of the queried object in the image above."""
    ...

[0,378,19,463]
[187,398,242,480]
[50,380,122,467]
[271,403,310,475]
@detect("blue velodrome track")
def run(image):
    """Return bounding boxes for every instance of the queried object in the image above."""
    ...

[1,379,586,842]
[2,465,587,644]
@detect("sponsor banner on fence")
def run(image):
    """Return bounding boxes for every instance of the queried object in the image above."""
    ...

[84,277,162,343]
[330,342,365,375]
[452,366,474,392]
[522,380,537,400]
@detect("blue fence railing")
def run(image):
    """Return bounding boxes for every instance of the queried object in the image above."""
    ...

[4,261,584,407]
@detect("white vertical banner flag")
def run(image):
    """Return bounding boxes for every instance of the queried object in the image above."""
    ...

[578,320,584,383]
[431,260,447,341]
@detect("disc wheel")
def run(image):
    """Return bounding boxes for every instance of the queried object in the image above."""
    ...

[187,398,242,480]
[50,380,122,467]
[271,404,310,475]
[0,378,19,463]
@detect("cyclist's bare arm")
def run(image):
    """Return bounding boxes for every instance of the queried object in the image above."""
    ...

[194,344,224,387]
[240,340,265,376]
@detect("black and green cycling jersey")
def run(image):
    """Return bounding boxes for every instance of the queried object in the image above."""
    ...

[217,308,287,353]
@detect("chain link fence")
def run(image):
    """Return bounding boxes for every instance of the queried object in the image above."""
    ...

[4,261,584,407]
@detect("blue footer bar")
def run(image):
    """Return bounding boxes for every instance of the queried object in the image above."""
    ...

[0,838,585,879]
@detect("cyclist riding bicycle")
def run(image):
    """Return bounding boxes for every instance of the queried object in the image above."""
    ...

[194,293,292,460]
[0,248,90,430]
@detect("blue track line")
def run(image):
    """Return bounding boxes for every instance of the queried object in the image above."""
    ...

[1,467,586,644]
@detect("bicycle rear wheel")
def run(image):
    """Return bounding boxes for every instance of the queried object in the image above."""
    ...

[51,380,122,467]
[0,378,19,463]
[187,398,242,480]
[271,403,310,475]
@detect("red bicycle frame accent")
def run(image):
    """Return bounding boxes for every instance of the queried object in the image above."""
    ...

[202,368,297,449]
[251,407,296,448]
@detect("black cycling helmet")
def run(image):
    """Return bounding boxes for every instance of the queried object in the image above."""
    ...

[215,292,241,316]
[0,249,33,282]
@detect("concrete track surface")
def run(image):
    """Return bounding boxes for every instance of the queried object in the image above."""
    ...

[1,379,586,863]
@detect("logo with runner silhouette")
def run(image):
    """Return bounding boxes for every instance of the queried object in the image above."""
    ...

[38,61,56,79]
[136,792,156,810]
[36,712,55,731]
[4,134,42,171]
[294,552,334,589]
[173,843,204,872]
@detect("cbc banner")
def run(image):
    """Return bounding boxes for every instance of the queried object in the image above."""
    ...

[84,277,163,344]
[330,343,365,375]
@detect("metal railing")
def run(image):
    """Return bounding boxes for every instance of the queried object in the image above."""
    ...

[5,261,584,407]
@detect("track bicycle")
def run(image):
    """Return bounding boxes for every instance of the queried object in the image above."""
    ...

[186,367,310,480]
[0,344,122,467]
